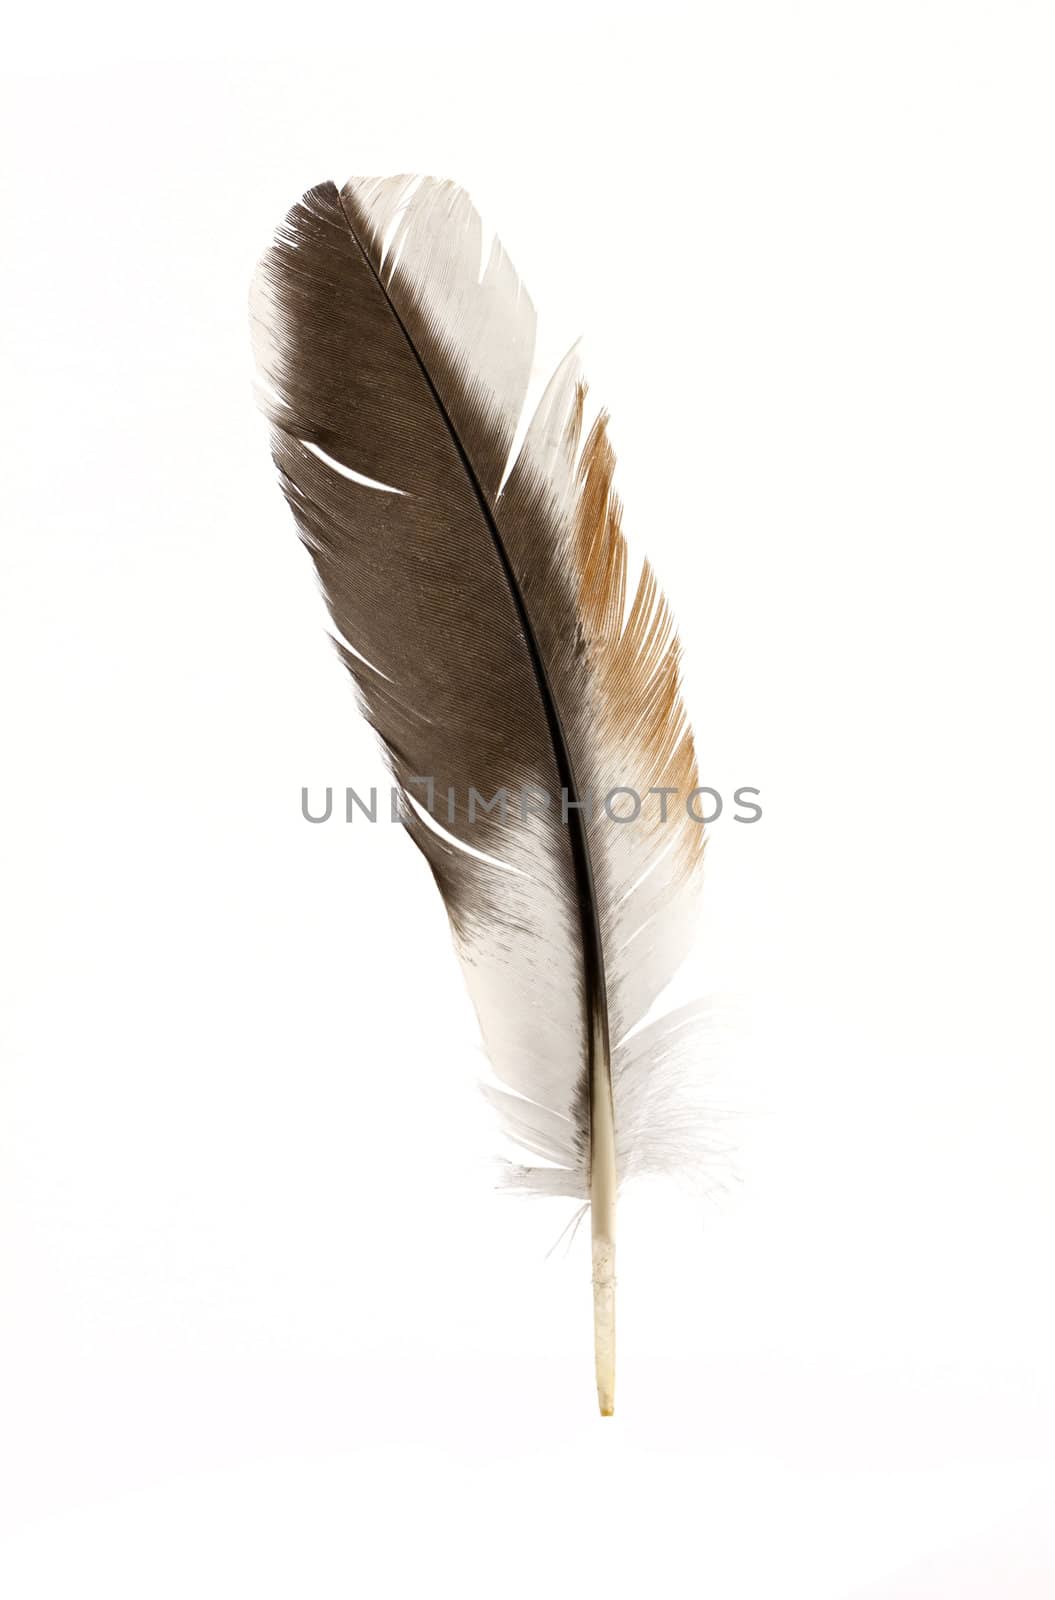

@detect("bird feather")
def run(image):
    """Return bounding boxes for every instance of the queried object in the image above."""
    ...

[251,177,711,1413]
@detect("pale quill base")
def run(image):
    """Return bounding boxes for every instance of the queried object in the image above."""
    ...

[592,1239,616,1416]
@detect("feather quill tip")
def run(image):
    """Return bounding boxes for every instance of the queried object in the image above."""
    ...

[593,1240,616,1415]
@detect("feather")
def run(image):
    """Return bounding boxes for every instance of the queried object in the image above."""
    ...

[251,177,711,1414]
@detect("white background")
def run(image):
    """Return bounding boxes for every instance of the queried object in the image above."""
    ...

[2,4,1054,1595]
